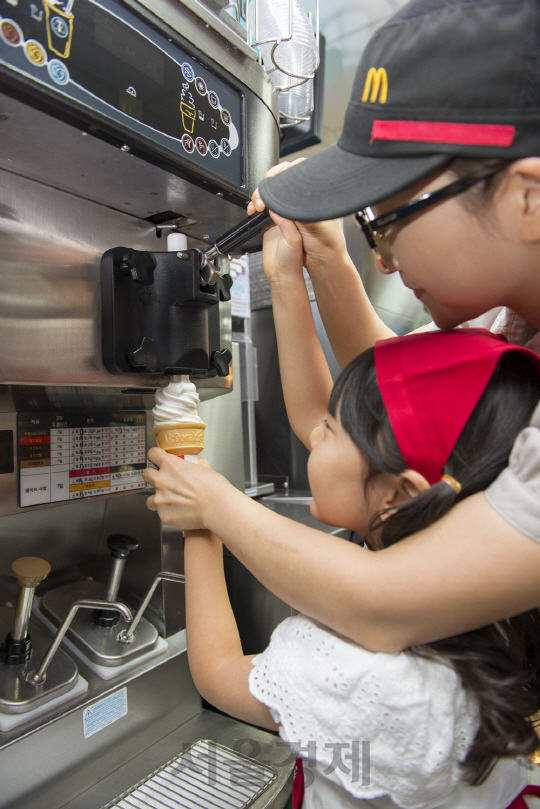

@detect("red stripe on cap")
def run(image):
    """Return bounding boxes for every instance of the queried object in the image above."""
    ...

[371,120,515,147]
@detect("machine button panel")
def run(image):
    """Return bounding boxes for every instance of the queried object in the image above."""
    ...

[0,0,244,186]
[18,411,147,507]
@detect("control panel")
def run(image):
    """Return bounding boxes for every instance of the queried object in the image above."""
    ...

[18,411,147,507]
[0,0,243,186]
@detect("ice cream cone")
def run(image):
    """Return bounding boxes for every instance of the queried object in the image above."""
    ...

[153,422,206,456]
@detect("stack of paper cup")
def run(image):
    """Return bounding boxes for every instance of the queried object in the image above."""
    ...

[249,0,319,121]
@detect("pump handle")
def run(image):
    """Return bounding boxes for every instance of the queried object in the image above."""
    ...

[207,210,272,260]
[12,557,51,588]
[106,534,139,559]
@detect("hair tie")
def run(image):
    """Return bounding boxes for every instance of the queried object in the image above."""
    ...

[441,474,462,495]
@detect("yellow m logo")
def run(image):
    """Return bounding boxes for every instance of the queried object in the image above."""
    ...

[362,67,388,104]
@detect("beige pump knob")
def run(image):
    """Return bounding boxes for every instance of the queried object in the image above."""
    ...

[0,556,52,665]
[12,556,51,589]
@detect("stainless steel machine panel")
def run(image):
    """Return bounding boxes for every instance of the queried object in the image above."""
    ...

[0,167,235,388]
[0,1,285,805]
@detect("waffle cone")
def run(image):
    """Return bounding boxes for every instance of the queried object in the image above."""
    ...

[153,422,206,455]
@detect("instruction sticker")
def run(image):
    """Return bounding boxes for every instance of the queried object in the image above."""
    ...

[83,688,128,739]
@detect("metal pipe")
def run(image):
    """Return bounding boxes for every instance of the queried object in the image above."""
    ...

[12,587,34,641]
[31,599,133,684]
[10,556,51,642]
[105,557,126,602]
[117,572,185,644]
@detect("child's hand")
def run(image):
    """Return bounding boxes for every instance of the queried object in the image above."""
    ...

[143,449,229,530]
[248,161,351,285]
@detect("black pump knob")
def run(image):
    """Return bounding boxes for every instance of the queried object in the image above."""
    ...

[119,249,156,284]
[93,535,139,628]
[210,348,232,377]
[219,274,233,302]
[129,337,159,372]
[106,534,139,559]
[92,608,119,628]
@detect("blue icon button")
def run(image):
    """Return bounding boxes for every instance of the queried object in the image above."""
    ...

[220,138,231,156]
[51,16,69,38]
[48,59,70,85]
[208,140,219,158]
[182,62,194,82]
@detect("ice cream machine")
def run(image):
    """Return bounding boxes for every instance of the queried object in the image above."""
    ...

[0,0,292,806]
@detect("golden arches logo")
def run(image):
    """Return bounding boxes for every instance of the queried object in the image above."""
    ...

[362,67,388,104]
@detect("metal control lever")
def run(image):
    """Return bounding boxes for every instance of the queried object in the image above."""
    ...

[93,534,138,628]
[30,599,133,684]
[200,210,272,281]
[0,557,51,665]
[118,571,185,645]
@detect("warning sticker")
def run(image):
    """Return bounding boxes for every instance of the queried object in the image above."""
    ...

[83,688,128,739]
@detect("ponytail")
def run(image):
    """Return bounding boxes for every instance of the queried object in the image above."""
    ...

[371,479,456,548]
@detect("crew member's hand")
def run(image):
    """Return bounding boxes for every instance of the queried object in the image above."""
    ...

[248,160,350,283]
[143,449,228,530]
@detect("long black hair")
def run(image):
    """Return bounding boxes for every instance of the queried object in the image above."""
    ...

[328,347,540,785]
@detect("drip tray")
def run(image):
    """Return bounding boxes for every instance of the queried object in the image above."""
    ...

[39,581,159,666]
[101,739,277,809]
[0,607,79,716]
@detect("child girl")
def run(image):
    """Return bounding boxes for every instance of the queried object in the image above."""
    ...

[180,328,540,809]
[143,0,540,660]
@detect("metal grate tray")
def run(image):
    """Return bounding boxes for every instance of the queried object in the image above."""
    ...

[100,738,278,809]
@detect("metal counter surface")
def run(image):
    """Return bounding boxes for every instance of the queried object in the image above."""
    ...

[260,491,346,537]
[0,632,293,809]
[62,710,293,809]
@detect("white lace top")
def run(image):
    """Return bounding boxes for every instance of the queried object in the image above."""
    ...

[248,614,528,809]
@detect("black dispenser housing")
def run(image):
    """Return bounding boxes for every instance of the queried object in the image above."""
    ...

[101,247,232,378]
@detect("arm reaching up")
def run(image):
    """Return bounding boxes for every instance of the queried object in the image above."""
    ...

[249,161,394,368]
[184,527,277,731]
[261,210,334,447]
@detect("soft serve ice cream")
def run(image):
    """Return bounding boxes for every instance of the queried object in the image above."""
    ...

[152,376,204,427]
[152,375,205,459]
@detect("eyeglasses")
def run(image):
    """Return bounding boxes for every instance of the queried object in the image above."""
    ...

[355,175,490,272]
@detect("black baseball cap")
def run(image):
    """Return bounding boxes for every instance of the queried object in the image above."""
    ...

[259,0,540,222]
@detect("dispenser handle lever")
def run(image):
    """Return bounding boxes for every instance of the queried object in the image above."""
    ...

[31,598,133,684]
[118,572,185,644]
[203,210,272,264]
